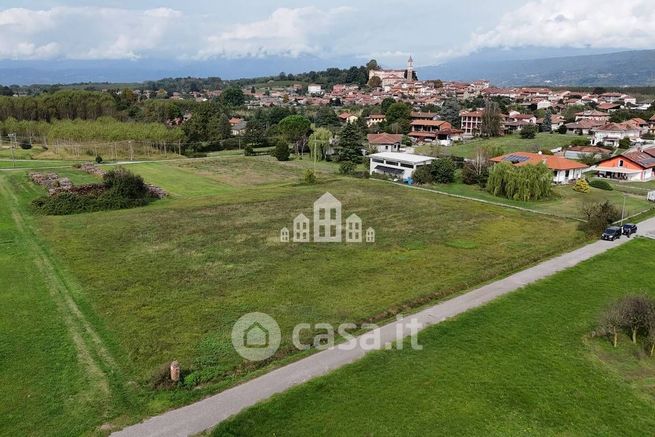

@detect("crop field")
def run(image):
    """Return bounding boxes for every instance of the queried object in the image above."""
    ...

[1,156,589,434]
[213,238,655,436]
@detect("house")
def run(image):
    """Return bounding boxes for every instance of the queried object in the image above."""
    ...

[574,110,610,122]
[503,113,536,133]
[591,122,641,147]
[565,119,604,135]
[627,118,650,134]
[308,84,323,95]
[338,112,358,124]
[410,111,440,121]
[369,152,434,180]
[408,120,461,145]
[366,114,385,127]
[563,146,611,160]
[460,110,483,137]
[597,102,621,112]
[594,150,655,181]
[650,114,655,134]
[367,133,403,152]
[231,120,247,136]
[490,152,589,184]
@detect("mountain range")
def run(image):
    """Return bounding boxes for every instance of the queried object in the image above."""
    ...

[0,49,654,87]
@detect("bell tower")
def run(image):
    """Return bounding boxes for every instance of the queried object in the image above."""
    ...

[406,55,414,82]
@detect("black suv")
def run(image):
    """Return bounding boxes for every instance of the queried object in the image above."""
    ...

[622,223,638,236]
[601,226,622,241]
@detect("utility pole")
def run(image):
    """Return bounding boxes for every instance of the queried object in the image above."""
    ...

[621,193,627,226]
[9,133,17,168]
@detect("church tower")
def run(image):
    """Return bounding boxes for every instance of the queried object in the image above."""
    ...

[406,55,414,83]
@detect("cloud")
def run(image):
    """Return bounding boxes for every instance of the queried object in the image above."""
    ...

[438,0,655,61]
[0,7,182,60]
[196,7,353,59]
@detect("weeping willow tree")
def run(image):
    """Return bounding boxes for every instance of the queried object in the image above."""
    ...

[308,127,333,161]
[487,162,552,201]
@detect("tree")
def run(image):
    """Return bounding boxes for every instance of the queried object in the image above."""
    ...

[412,165,433,184]
[337,122,363,163]
[220,87,245,107]
[217,114,232,139]
[314,107,340,128]
[557,124,568,134]
[541,110,553,133]
[278,115,311,155]
[308,128,332,161]
[367,76,382,88]
[578,201,621,235]
[618,295,655,344]
[366,59,380,72]
[273,139,290,161]
[520,124,539,139]
[480,100,503,137]
[439,99,461,128]
[338,161,356,175]
[597,302,625,347]
[384,102,411,134]
[487,162,553,201]
[572,178,590,193]
[618,137,631,149]
[431,158,456,183]
[243,119,268,148]
[381,97,396,114]
[462,148,490,186]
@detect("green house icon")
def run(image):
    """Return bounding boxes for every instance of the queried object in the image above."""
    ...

[244,321,269,348]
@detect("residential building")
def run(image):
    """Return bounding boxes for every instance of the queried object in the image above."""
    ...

[367,133,403,152]
[308,84,323,96]
[490,152,588,184]
[563,146,611,160]
[592,122,641,147]
[460,110,483,137]
[366,114,385,127]
[574,110,610,123]
[369,152,434,180]
[594,150,655,181]
[338,112,358,124]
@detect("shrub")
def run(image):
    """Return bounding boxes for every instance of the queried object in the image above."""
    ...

[95,155,103,164]
[303,169,317,184]
[273,140,290,161]
[589,179,613,191]
[557,124,568,134]
[338,161,356,175]
[462,161,489,186]
[573,178,590,193]
[19,139,32,150]
[243,144,254,156]
[431,157,456,183]
[618,137,632,149]
[103,168,148,199]
[519,125,538,139]
[412,165,433,184]
[571,138,590,147]
[578,200,621,235]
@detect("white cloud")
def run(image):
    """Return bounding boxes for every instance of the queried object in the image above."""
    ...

[440,0,655,61]
[0,7,182,60]
[197,7,353,59]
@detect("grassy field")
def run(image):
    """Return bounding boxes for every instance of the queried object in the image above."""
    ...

[423,181,653,220]
[0,156,589,434]
[213,238,655,436]
[417,132,583,159]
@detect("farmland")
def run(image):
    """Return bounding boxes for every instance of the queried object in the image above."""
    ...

[213,238,655,436]
[0,156,588,434]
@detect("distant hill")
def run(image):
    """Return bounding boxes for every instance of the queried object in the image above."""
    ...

[417,50,655,87]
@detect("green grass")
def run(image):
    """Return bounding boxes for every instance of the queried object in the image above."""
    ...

[213,238,655,436]
[422,182,654,220]
[0,156,590,433]
[417,132,582,159]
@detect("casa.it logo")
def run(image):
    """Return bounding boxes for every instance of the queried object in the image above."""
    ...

[231,312,282,362]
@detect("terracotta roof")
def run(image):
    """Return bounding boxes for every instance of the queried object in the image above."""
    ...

[461,110,483,117]
[597,103,620,110]
[367,133,403,145]
[367,113,385,119]
[575,110,608,117]
[620,152,655,169]
[408,131,437,138]
[410,111,439,119]
[595,122,640,132]
[567,146,611,154]
[491,152,588,171]
[410,119,449,127]
[565,119,605,129]
[339,112,355,120]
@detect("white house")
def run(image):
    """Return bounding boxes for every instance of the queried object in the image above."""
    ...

[308,84,323,95]
[369,152,434,180]
[490,152,589,184]
[592,122,641,147]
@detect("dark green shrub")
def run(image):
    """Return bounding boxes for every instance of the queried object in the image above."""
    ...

[412,165,433,184]
[103,168,148,199]
[95,155,103,164]
[19,139,32,150]
[338,161,356,175]
[273,140,290,161]
[589,179,613,191]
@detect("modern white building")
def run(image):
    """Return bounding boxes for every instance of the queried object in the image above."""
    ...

[369,152,434,180]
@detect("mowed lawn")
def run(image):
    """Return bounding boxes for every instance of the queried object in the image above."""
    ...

[4,156,587,433]
[213,238,655,436]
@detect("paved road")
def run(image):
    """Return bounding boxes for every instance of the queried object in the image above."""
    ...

[113,217,655,437]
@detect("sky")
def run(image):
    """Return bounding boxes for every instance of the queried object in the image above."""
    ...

[1,0,654,68]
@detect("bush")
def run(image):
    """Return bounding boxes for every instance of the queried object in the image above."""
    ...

[243,144,254,156]
[618,137,632,149]
[573,178,590,193]
[103,168,148,199]
[578,200,621,235]
[412,165,434,184]
[571,138,590,147]
[19,139,32,150]
[338,161,356,175]
[462,161,489,186]
[273,140,290,161]
[557,124,568,134]
[589,179,613,191]
[519,125,538,139]
[303,169,317,184]
[431,157,456,184]
[95,155,103,164]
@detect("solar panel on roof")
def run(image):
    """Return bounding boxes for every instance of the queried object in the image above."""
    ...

[503,154,530,163]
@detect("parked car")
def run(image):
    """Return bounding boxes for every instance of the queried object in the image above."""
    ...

[601,226,622,241]
[622,223,637,236]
